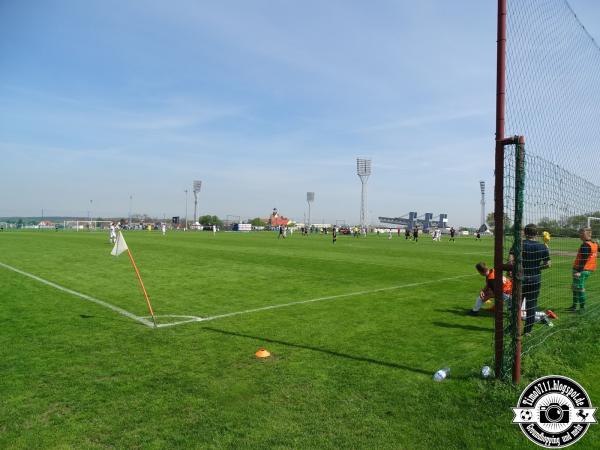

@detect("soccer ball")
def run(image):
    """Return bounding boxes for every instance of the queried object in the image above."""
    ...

[521,410,533,421]
[481,365,492,378]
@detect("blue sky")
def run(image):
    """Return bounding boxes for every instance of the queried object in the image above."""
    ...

[1,1,599,226]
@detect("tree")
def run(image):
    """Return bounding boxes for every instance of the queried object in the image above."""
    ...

[485,212,511,232]
[199,215,223,226]
[537,217,562,236]
[198,215,212,225]
[537,211,600,238]
[249,217,266,227]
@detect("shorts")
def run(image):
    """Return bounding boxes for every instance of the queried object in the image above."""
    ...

[573,270,592,291]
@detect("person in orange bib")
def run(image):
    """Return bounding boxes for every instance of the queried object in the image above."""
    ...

[469,262,513,315]
[568,228,598,312]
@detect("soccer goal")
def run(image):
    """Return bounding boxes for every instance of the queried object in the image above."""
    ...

[63,220,114,231]
[587,217,600,229]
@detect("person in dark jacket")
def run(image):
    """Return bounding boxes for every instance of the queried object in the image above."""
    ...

[513,224,551,334]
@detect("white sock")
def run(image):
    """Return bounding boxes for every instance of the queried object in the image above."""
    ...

[473,297,483,312]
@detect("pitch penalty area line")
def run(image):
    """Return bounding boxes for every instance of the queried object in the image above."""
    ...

[156,273,475,328]
[0,261,154,328]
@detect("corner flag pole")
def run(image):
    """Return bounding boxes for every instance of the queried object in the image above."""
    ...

[126,248,157,328]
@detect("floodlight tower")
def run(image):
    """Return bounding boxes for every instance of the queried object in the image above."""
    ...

[306,192,315,227]
[357,158,372,230]
[480,181,486,228]
[184,189,189,230]
[128,195,132,224]
[193,180,202,224]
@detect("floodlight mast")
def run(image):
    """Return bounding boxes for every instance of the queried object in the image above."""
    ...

[184,189,188,230]
[357,158,372,230]
[193,180,202,225]
[480,181,486,228]
[306,192,315,228]
[128,195,133,224]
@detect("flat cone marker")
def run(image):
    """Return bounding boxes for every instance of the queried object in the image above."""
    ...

[255,348,271,358]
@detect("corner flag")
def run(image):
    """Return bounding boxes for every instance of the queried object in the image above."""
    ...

[110,231,157,327]
[111,231,129,256]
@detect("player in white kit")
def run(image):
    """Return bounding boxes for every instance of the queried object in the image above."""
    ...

[109,223,117,244]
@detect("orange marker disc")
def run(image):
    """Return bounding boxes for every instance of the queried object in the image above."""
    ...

[255,348,271,358]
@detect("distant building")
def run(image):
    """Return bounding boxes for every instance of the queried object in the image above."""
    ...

[267,208,289,227]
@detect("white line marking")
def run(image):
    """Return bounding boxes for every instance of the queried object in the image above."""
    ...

[548,259,571,265]
[153,315,203,319]
[155,273,474,328]
[0,261,154,328]
[145,315,204,328]
[156,318,203,328]
[1,262,474,330]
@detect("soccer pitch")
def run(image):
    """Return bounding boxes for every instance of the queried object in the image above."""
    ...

[2,231,599,449]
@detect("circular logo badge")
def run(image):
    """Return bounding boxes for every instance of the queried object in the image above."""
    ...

[512,375,597,448]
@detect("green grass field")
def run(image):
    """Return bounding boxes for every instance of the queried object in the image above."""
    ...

[1,230,599,449]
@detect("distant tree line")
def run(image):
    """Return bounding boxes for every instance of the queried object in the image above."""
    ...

[537,212,600,238]
[486,211,600,238]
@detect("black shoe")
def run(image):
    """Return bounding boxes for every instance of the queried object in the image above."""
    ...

[468,310,480,316]
[566,305,577,312]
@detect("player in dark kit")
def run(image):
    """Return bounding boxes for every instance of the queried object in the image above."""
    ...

[332,226,337,244]
[512,224,551,334]
[405,228,411,240]
[449,227,456,242]
[413,227,419,242]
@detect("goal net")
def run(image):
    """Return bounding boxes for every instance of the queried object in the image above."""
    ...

[494,0,600,382]
[63,220,114,231]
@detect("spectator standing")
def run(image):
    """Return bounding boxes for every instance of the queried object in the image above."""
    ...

[569,228,598,312]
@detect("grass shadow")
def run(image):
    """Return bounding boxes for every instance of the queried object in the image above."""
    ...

[76,312,146,327]
[434,307,495,318]
[202,326,471,380]
[431,321,492,333]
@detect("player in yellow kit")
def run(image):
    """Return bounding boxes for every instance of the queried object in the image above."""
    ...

[543,230,551,247]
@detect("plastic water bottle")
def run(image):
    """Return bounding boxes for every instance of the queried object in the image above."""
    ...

[481,365,492,378]
[433,367,450,382]
[536,311,554,327]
